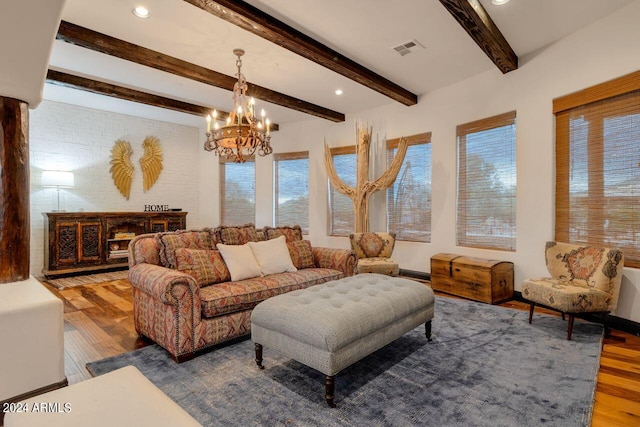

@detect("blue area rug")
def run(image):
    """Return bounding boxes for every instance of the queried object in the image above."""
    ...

[87,297,603,426]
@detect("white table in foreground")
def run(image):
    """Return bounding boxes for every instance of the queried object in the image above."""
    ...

[4,366,201,427]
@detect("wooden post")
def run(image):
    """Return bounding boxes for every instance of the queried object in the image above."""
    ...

[0,96,30,283]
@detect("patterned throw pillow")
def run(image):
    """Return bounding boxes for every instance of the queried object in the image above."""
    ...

[287,240,315,269]
[214,223,259,245]
[157,229,215,269]
[263,225,303,242]
[174,248,230,287]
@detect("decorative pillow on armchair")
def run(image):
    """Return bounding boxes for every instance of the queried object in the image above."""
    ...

[263,225,303,242]
[287,240,315,269]
[174,248,230,287]
[214,223,259,245]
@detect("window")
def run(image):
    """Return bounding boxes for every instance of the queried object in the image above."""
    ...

[220,157,255,225]
[274,152,309,233]
[554,71,640,268]
[386,133,432,242]
[457,111,517,251]
[328,146,356,236]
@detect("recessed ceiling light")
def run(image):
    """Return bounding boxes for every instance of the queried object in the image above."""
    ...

[335,89,343,96]
[491,0,510,5]
[132,6,150,18]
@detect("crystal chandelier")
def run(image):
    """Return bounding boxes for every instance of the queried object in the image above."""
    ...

[204,49,272,163]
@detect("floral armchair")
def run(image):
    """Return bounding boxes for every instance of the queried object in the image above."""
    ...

[522,241,624,340]
[349,232,399,276]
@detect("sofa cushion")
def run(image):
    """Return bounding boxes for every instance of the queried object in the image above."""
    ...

[287,240,315,269]
[216,242,262,281]
[174,248,230,287]
[248,236,297,275]
[199,268,345,317]
[157,229,215,268]
[263,225,303,242]
[214,223,259,245]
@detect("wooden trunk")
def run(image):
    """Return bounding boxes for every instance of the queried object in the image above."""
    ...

[430,253,514,304]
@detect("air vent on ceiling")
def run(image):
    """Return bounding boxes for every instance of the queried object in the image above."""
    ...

[391,39,425,57]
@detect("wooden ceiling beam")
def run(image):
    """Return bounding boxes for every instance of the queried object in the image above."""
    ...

[45,69,280,131]
[182,0,418,106]
[56,21,343,123]
[439,0,518,74]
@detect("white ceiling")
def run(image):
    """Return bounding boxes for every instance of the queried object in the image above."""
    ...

[43,0,634,127]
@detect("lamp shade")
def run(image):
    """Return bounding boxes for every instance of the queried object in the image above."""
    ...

[42,170,74,188]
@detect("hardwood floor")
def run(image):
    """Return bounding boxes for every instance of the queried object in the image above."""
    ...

[40,278,640,426]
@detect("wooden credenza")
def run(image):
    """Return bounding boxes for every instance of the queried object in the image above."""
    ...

[43,211,187,277]
[430,253,514,304]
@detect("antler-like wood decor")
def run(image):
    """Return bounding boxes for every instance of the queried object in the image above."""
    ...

[324,124,408,233]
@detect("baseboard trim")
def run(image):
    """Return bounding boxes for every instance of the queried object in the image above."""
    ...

[0,378,68,426]
[513,291,640,337]
[399,269,430,281]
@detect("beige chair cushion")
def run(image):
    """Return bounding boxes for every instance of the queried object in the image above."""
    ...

[350,232,396,259]
[522,278,612,313]
[357,258,399,276]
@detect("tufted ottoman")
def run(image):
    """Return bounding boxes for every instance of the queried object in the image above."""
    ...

[251,273,435,407]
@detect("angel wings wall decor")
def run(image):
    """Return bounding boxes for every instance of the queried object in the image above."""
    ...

[109,136,163,200]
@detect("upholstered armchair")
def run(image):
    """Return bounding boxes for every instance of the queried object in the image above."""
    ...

[349,232,399,276]
[522,241,624,340]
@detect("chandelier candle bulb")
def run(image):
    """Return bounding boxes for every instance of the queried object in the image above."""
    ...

[206,114,211,133]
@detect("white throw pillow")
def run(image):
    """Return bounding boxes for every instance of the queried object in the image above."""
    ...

[248,235,298,276]
[216,242,262,281]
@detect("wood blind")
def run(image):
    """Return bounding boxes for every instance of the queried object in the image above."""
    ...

[554,71,640,268]
[457,111,517,251]
[328,146,356,236]
[274,152,309,233]
[386,133,432,242]
[219,156,255,225]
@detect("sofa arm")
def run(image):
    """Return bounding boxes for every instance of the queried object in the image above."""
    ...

[128,263,199,306]
[312,247,357,276]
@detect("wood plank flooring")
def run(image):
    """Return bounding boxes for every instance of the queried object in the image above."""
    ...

[39,278,640,426]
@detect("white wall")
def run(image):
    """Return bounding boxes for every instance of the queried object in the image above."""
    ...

[29,100,203,276]
[242,1,640,322]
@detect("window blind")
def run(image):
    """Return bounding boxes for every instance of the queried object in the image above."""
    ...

[386,133,432,242]
[554,71,640,268]
[328,146,356,236]
[457,111,517,251]
[220,156,255,225]
[274,152,309,233]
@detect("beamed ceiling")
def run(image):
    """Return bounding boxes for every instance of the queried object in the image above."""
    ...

[43,0,634,128]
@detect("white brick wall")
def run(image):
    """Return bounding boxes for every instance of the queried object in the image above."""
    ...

[29,100,201,276]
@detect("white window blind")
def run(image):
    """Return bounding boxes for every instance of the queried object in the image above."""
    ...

[220,157,255,225]
[457,111,517,251]
[554,71,640,268]
[386,133,432,242]
[328,146,356,236]
[274,151,309,233]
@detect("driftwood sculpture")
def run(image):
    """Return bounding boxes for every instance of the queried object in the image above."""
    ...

[324,124,409,232]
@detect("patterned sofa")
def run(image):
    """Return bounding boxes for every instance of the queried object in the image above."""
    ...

[127,224,357,362]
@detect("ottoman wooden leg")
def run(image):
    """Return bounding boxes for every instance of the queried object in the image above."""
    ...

[425,320,432,341]
[254,343,264,369]
[325,375,336,408]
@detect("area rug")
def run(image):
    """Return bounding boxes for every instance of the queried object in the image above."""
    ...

[87,297,603,426]
[45,270,129,289]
